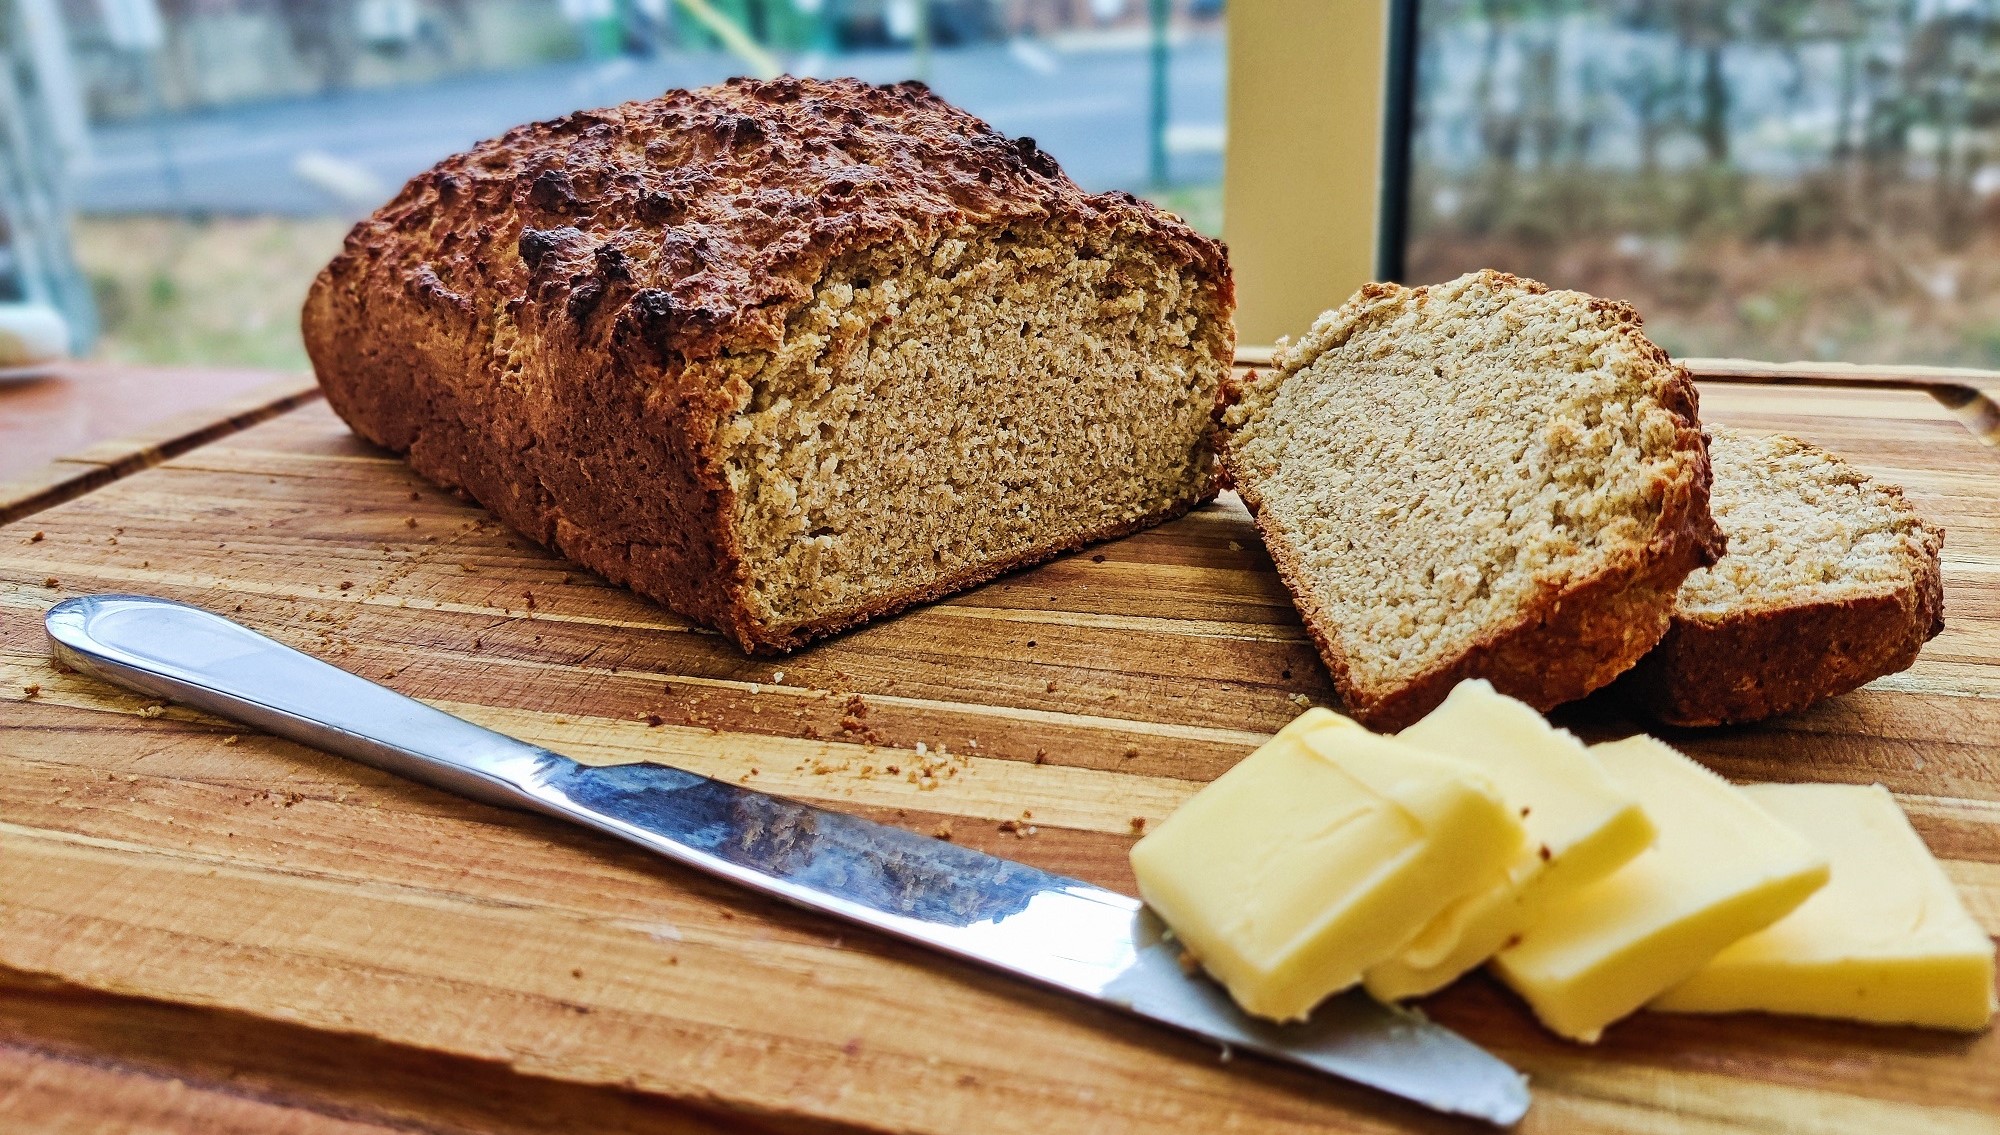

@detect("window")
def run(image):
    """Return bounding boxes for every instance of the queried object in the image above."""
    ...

[1405,0,2000,366]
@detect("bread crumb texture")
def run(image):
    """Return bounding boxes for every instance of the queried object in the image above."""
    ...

[1677,427,1938,620]
[724,224,1220,631]
[1220,269,1716,719]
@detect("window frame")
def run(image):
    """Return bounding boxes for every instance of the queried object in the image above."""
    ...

[1223,0,1414,346]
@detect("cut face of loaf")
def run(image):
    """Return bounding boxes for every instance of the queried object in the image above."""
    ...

[724,229,1216,639]
[723,227,1223,640]
[305,77,1233,651]
[1622,428,1945,726]
[1218,270,1723,730]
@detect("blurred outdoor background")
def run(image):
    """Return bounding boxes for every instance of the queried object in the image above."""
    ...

[2,0,1223,370]
[8,0,2000,371]
[1406,0,2000,366]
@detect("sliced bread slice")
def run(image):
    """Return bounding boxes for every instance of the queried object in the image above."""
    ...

[1217,270,1724,730]
[1622,427,1944,726]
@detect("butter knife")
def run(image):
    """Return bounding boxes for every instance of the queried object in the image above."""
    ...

[45,593,1530,1125]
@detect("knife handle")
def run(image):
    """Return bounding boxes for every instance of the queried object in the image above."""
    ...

[44,594,558,815]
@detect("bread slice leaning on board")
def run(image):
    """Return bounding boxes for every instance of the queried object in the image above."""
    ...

[1621,427,1945,726]
[1216,270,1725,730]
[305,76,1233,654]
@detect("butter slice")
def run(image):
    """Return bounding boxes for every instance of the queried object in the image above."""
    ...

[1131,718,1525,1021]
[1491,736,1829,1042]
[1652,783,1996,1030]
[1272,706,1362,741]
[1364,681,1657,1001]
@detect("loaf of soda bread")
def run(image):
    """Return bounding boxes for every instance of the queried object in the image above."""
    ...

[1217,271,1724,730]
[305,77,1233,652]
[1622,427,1945,726]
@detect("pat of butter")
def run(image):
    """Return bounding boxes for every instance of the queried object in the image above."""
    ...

[1491,736,1829,1042]
[1652,783,1996,1030]
[1131,717,1526,1021]
[1272,705,1361,740]
[1363,681,1657,1001]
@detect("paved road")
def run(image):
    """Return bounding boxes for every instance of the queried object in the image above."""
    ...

[77,34,1222,216]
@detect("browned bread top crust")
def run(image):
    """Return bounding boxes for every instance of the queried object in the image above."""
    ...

[316,75,1227,369]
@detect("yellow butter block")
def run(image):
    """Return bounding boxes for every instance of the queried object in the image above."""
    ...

[1491,736,1829,1043]
[1364,681,1657,1001]
[1652,783,1996,1031]
[1131,717,1526,1022]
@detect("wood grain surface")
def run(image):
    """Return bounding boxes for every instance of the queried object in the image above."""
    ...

[0,369,319,526]
[1,380,1996,1134]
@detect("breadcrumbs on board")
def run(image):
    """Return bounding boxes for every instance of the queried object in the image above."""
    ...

[137,704,166,719]
[1288,693,1313,708]
[931,821,954,841]
[21,684,40,698]
[645,713,664,727]
[838,694,884,744]
[404,517,418,527]
[221,734,240,745]
[338,581,354,591]
[1129,816,1147,834]
[43,577,59,589]
[28,531,44,542]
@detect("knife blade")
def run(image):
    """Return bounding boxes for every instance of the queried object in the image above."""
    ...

[44,593,1530,1125]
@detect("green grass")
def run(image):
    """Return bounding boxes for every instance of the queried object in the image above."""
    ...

[1145,182,1223,237]
[76,214,351,371]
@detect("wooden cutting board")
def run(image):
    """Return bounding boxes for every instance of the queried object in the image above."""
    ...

[1,372,1996,1134]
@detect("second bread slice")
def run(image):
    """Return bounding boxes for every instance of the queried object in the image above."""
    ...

[1218,270,1724,729]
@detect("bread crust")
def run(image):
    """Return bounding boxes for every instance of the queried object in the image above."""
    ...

[1219,271,1724,731]
[304,77,1231,652]
[1622,477,1946,727]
